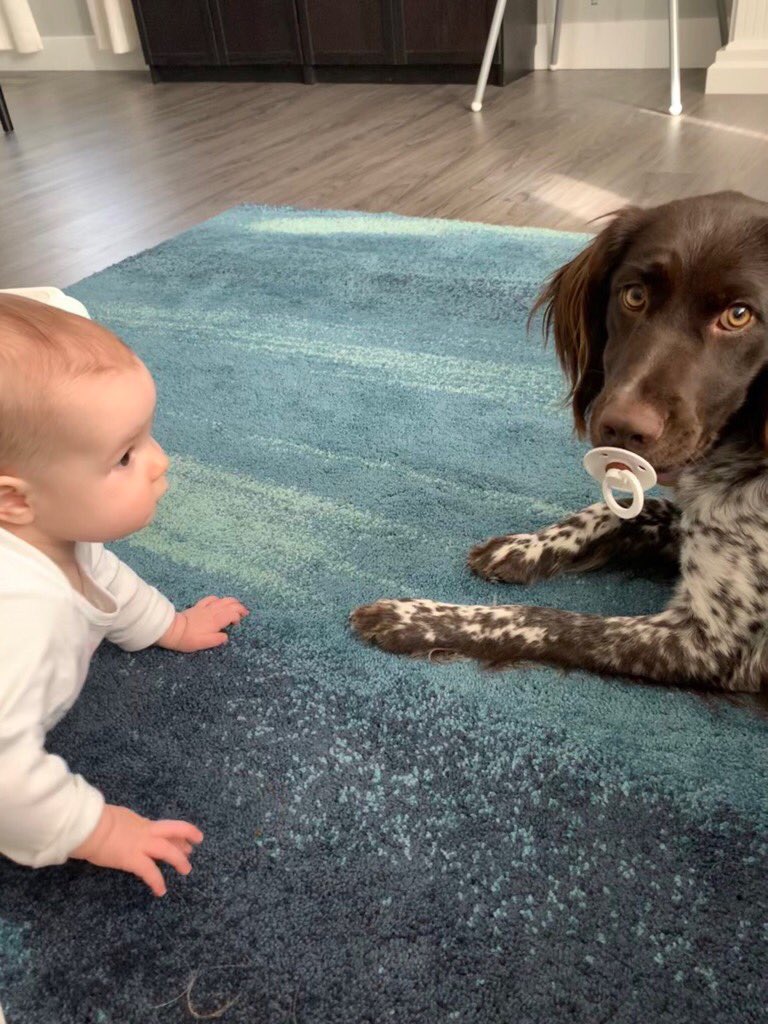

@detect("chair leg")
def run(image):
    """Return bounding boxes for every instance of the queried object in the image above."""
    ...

[0,86,13,134]
[549,0,564,70]
[668,0,682,115]
[470,0,508,112]
[716,0,729,46]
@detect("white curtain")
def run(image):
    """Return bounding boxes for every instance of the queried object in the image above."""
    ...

[0,0,43,54]
[86,0,139,54]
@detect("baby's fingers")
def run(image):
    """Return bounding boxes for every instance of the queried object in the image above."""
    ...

[169,837,194,856]
[186,632,229,652]
[134,857,168,898]
[150,820,204,845]
[223,598,250,618]
[146,837,193,878]
[209,599,249,626]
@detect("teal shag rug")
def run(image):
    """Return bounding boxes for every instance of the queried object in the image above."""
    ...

[0,206,766,1023]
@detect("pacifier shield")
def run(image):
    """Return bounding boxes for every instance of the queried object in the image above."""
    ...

[583,447,657,520]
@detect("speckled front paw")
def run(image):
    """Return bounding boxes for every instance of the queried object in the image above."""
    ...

[468,533,549,584]
[349,599,465,660]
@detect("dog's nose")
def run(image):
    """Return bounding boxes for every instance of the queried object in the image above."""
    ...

[597,401,664,450]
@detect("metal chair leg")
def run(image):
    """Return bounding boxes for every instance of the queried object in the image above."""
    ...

[668,0,682,116]
[0,86,13,134]
[549,0,564,70]
[471,0,508,112]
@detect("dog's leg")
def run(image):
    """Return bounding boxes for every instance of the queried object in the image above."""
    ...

[349,597,747,690]
[352,505,767,691]
[468,498,680,584]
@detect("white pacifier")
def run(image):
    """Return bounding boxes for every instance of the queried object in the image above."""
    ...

[583,447,657,520]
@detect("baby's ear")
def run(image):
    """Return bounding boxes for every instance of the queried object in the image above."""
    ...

[0,477,34,526]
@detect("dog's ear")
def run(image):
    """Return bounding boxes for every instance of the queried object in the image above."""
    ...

[530,206,646,436]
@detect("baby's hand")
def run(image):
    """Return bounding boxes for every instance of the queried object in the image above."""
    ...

[157,596,250,652]
[70,804,203,896]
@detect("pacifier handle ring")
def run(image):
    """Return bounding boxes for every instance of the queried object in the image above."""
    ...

[602,471,644,519]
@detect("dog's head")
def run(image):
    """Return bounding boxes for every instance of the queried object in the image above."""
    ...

[533,191,768,483]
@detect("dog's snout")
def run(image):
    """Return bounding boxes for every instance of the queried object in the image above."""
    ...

[596,400,665,450]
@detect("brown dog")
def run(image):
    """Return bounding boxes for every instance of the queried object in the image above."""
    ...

[350,192,768,691]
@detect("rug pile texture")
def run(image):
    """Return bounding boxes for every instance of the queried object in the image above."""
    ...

[0,206,765,1023]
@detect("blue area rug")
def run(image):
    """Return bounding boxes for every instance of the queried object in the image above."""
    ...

[1,206,766,1023]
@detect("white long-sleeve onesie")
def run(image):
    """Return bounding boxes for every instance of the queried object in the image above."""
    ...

[0,528,175,868]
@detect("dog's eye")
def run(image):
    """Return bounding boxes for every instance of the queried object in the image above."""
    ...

[621,285,646,311]
[718,304,754,331]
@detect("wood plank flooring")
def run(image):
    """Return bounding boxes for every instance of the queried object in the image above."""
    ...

[1,68,767,287]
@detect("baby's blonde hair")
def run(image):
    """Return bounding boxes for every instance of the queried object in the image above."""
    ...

[0,294,138,473]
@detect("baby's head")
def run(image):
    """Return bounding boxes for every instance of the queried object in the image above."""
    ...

[0,294,169,545]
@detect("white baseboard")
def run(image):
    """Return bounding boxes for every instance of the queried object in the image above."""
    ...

[706,41,768,93]
[0,35,145,71]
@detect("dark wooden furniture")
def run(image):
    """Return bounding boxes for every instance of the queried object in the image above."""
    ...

[130,0,536,85]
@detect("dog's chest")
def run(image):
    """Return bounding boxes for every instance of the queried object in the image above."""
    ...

[674,442,768,587]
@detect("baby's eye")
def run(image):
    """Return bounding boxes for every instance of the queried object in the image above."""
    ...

[118,450,132,467]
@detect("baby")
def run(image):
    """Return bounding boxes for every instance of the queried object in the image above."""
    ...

[0,294,248,896]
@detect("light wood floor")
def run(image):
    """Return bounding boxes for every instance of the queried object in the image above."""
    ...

[1,68,767,287]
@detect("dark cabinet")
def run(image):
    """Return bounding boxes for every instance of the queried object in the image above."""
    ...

[299,0,395,66]
[131,0,536,85]
[213,0,302,64]
[401,0,497,65]
[132,0,219,65]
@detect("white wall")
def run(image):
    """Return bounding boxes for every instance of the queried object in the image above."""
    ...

[534,0,732,69]
[28,0,91,36]
[0,0,144,70]
[1,0,732,72]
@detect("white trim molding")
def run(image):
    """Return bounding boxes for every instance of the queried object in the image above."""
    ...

[706,0,768,93]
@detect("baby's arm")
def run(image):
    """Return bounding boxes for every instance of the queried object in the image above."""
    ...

[0,596,201,893]
[0,596,105,867]
[89,546,249,653]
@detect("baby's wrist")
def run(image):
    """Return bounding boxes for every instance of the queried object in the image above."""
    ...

[156,611,188,650]
[70,804,115,860]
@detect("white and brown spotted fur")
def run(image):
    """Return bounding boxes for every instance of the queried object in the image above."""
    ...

[350,192,768,691]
